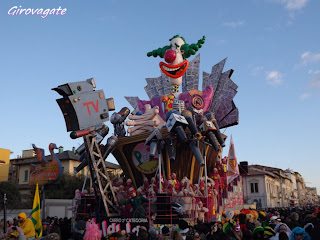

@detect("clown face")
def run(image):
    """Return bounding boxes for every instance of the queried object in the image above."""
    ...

[159,37,189,87]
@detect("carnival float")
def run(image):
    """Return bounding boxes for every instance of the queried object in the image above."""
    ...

[52,35,244,232]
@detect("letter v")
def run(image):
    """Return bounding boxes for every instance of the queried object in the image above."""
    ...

[32,9,38,15]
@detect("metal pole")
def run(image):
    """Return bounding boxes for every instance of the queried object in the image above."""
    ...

[42,185,46,220]
[4,194,7,233]
[158,152,162,194]
[204,145,208,197]
[82,168,90,193]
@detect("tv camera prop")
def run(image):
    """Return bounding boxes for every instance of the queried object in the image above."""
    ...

[52,78,119,218]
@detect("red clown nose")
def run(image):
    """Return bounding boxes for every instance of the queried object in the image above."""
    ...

[164,49,176,63]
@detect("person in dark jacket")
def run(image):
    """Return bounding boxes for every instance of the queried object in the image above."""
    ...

[68,220,86,240]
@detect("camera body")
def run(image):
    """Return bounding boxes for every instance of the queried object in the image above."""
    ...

[52,78,114,132]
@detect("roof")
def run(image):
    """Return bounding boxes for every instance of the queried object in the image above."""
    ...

[246,168,276,178]
[11,150,121,169]
[248,164,291,181]
[12,151,79,165]
[105,161,121,169]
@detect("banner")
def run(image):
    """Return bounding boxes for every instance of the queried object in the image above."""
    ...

[226,135,239,184]
[102,218,149,237]
[31,183,42,238]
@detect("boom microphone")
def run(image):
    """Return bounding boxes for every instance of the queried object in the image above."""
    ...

[111,107,130,137]
[102,135,119,160]
[145,129,162,159]
[166,138,175,162]
[75,124,109,155]
[189,141,204,165]
[196,115,220,151]
[75,152,87,173]
[165,111,188,142]
[181,110,201,138]
[204,111,225,147]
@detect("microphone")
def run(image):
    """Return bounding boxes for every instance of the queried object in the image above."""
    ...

[172,99,185,113]
[165,111,188,142]
[75,152,87,173]
[75,124,109,155]
[111,107,131,137]
[181,110,201,138]
[189,141,204,165]
[145,129,163,159]
[204,112,225,147]
[166,138,175,162]
[102,135,119,160]
[196,115,220,151]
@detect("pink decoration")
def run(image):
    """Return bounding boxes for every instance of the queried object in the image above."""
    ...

[84,222,102,240]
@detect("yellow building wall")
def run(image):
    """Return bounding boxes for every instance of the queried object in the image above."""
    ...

[0,148,12,181]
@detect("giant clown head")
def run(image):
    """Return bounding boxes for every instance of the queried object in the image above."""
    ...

[147,35,205,92]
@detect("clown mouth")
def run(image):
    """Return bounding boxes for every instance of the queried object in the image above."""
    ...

[159,60,189,78]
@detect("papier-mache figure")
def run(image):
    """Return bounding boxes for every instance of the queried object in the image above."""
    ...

[195,201,209,223]
[210,168,221,193]
[178,189,195,216]
[220,156,228,189]
[171,172,180,192]
[199,177,205,194]
[73,189,82,211]
[142,177,150,193]
[125,178,133,192]
[149,177,157,193]
[144,35,212,118]
[166,179,174,194]
[119,189,149,218]
[156,173,166,193]
[126,104,165,136]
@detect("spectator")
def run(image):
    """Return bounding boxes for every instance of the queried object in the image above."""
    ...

[16,212,36,240]
[68,220,86,240]
[290,227,311,240]
[288,213,300,230]
[271,223,291,240]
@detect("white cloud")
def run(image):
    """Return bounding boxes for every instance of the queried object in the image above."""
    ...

[266,71,284,86]
[309,76,320,89]
[301,51,320,65]
[274,0,309,10]
[299,93,311,100]
[308,69,320,75]
[251,66,264,76]
[285,0,308,10]
[223,20,245,28]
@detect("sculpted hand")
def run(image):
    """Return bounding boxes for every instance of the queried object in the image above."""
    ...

[126,104,165,135]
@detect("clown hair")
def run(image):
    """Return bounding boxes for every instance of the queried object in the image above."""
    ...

[181,36,206,59]
[147,35,206,59]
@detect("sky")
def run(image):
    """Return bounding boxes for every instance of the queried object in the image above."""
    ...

[0,0,319,192]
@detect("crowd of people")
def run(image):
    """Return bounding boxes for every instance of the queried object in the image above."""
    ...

[0,206,319,240]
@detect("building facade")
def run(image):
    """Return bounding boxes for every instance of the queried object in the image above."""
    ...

[8,147,122,201]
[0,148,12,181]
[242,164,316,208]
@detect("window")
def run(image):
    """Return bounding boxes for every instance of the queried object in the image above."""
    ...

[250,183,259,193]
[24,170,29,182]
[61,167,64,173]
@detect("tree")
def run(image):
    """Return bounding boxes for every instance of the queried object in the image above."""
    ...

[0,181,21,209]
[45,173,89,199]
